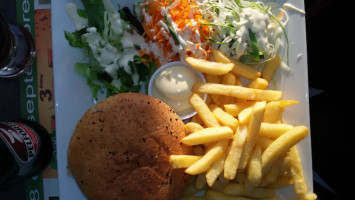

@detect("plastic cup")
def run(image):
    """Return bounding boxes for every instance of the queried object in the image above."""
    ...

[148,61,207,121]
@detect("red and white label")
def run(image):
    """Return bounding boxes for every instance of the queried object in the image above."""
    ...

[0,122,39,163]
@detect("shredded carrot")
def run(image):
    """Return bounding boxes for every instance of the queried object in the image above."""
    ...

[277,12,283,19]
[138,49,152,65]
[141,0,211,67]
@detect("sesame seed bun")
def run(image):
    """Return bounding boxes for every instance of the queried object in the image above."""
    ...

[67,93,193,200]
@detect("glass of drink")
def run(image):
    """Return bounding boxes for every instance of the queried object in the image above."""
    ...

[0,13,36,78]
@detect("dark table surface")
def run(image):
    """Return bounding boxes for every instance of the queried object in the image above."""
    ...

[0,1,21,122]
[1,0,354,199]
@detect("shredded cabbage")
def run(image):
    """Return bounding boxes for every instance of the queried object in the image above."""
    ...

[65,0,157,99]
[197,0,289,64]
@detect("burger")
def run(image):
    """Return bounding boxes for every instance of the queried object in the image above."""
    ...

[67,93,193,200]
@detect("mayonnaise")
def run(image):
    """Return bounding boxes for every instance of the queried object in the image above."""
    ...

[283,3,306,15]
[236,7,270,59]
[65,3,88,30]
[151,64,200,115]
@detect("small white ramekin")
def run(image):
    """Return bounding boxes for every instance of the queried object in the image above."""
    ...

[148,61,206,121]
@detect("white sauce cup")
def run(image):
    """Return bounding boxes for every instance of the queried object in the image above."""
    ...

[148,61,207,121]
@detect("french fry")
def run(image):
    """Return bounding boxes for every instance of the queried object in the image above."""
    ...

[186,140,229,175]
[222,73,237,85]
[209,179,225,192]
[247,189,277,199]
[212,49,232,63]
[175,54,313,199]
[259,123,294,139]
[193,83,255,100]
[287,146,308,195]
[205,94,213,105]
[205,190,251,200]
[192,83,282,101]
[239,101,266,170]
[206,148,229,186]
[262,54,281,81]
[223,104,240,117]
[211,105,239,132]
[244,179,276,199]
[274,154,291,174]
[208,103,219,111]
[257,136,274,151]
[247,78,269,90]
[263,101,282,123]
[253,89,283,102]
[186,56,234,75]
[205,74,223,105]
[195,172,207,190]
[204,142,218,152]
[268,174,293,189]
[221,96,236,105]
[294,193,318,200]
[231,59,261,80]
[223,183,245,196]
[185,122,204,133]
[260,155,290,187]
[278,100,299,111]
[224,101,255,117]
[212,49,261,80]
[243,178,254,195]
[238,106,253,125]
[181,126,233,145]
[261,126,309,174]
[247,145,262,187]
[191,114,205,126]
[190,93,220,127]
[169,155,203,168]
[224,125,248,180]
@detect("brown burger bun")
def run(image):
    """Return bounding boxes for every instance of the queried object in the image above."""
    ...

[67,93,193,200]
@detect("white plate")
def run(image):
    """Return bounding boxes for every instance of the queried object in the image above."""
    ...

[52,0,313,199]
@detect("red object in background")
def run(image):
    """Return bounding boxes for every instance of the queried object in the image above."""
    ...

[0,121,53,189]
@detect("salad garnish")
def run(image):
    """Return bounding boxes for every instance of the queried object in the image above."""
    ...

[64,0,293,99]
[141,0,211,66]
[65,0,156,99]
[198,0,289,64]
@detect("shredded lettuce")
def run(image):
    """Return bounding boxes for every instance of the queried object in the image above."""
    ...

[80,0,106,32]
[64,29,86,48]
[65,0,156,99]
[199,0,288,64]
[247,28,261,62]
[76,9,88,18]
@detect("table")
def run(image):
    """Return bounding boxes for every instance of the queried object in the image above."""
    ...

[1,0,354,199]
[1,0,58,199]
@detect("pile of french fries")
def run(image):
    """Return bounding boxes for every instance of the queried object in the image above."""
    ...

[169,50,317,200]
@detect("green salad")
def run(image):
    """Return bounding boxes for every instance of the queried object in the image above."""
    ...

[65,0,156,99]
[64,0,291,99]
